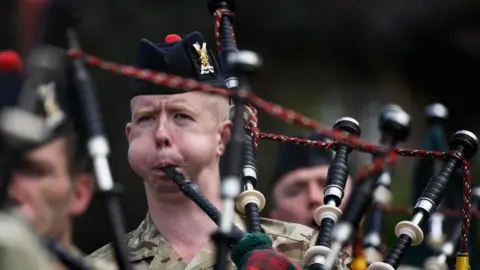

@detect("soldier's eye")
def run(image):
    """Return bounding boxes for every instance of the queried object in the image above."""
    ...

[174,113,193,121]
[284,183,306,197]
[137,115,155,123]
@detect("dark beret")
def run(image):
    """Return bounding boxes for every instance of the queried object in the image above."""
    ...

[132,31,224,98]
[271,132,334,186]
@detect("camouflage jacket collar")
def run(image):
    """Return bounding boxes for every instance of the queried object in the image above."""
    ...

[123,213,163,261]
[70,245,120,270]
[120,212,353,269]
[124,212,248,262]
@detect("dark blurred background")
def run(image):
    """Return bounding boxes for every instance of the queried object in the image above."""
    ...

[2,0,480,260]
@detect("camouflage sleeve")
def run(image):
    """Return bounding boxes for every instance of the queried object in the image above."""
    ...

[86,255,150,270]
[268,224,317,266]
[87,243,116,260]
[86,259,151,270]
[87,258,119,270]
[86,244,150,270]
[0,211,58,270]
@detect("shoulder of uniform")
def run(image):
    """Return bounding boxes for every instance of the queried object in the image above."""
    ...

[87,242,115,260]
[88,230,137,260]
[87,256,119,270]
[260,217,318,243]
[86,255,150,270]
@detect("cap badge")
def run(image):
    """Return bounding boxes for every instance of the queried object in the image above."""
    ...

[193,42,215,75]
[38,81,65,128]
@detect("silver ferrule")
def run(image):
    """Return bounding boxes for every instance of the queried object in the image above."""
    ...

[324,185,344,203]
[225,77,239,89]
[414,198,436,215]
[243,165,257,181]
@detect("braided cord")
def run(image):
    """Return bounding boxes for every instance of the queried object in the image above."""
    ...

[65,48,472,254]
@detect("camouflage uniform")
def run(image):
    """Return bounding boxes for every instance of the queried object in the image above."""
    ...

[0,208,142,270]
[0,210,56,270]
[70,245,150,270]
[89,213,351,269]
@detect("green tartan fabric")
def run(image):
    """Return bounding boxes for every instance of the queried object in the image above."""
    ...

[231,233,303,270]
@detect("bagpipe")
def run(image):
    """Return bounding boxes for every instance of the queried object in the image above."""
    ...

[1,0,479,270]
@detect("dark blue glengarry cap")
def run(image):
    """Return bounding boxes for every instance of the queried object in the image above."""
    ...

[0,50,83,148]
[271,132,334,187]
[132,31,224,98]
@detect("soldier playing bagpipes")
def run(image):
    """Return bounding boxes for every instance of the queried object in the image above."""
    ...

[87,30,346,269]
[268,132,355,267]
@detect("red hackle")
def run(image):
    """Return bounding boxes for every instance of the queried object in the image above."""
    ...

[0,50,23,72]
[165,34,182,43]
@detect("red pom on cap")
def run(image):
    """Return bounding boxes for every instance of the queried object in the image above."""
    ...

[165,34,182,43]
[0,50,23,72]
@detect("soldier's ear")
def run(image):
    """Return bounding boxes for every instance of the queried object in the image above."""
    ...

[126,122,133,143]
[216,119,231,156]
[68,173,94,216]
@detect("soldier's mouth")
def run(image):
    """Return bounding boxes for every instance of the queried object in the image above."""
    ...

[154,165,190,181]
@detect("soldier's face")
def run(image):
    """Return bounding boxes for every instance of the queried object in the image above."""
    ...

[126,91,231,194]
[8,138,93,241]
[270,165,352,227]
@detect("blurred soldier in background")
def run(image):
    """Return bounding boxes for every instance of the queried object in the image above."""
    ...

[269,132,353,227]
[0,50,119,270]
[268,132,354,266]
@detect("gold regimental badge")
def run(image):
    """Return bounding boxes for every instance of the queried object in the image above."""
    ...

[38,81,65,129]
[193,42,215,75]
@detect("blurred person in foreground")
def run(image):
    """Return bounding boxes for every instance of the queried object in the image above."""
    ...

[88,32,351,269]
[0,50,127,270]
